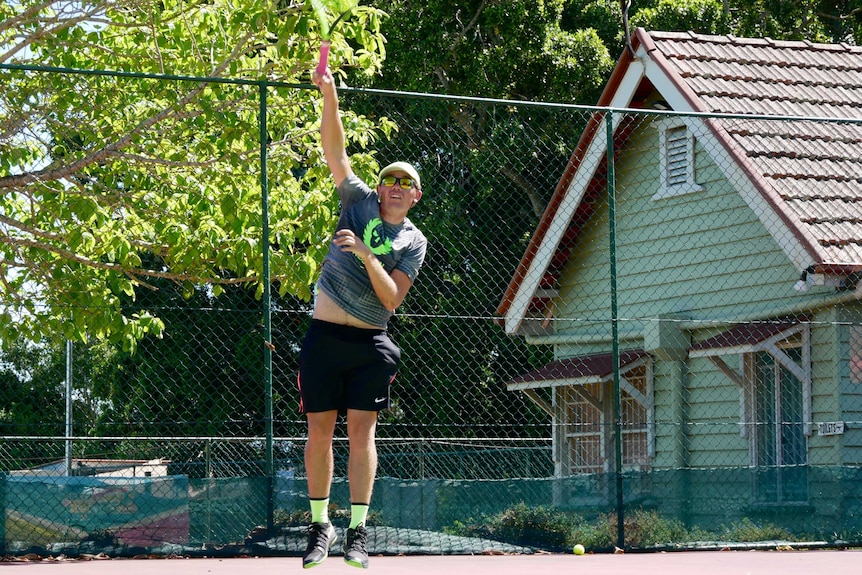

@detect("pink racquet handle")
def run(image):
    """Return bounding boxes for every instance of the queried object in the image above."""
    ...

[316,41,331,76]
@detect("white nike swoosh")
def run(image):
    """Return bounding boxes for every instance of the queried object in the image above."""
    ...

[374,397,386,403]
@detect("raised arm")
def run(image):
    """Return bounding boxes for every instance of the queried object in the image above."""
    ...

[311,68,353,187]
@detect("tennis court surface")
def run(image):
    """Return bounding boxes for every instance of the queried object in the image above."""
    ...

[2,549,861,574]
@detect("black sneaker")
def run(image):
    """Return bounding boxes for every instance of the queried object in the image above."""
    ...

[302,522,337,569]
[343,525,369,569]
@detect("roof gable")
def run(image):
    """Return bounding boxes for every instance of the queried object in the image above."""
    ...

[499,29,862,335]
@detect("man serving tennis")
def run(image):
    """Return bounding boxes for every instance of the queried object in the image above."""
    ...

[298,66,427,569]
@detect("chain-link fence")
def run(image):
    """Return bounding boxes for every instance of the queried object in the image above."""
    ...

[2,64,862,557]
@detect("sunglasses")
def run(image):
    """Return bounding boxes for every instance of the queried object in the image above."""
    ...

[379,176,416,190]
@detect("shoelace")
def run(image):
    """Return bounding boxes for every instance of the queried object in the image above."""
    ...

[307,524,331,551]
[348,528,367,553]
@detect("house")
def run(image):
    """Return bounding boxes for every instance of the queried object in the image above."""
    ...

[497,29,862,531]
[12,458,171,477]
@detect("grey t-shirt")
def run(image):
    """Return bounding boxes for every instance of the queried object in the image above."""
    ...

[316,174,427,328]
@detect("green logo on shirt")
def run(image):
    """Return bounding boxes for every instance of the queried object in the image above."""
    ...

[363,218,392,255]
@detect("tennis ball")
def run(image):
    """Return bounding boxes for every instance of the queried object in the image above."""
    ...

[573,543,585,555]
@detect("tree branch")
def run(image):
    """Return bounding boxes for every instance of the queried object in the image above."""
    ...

[2,234,258,286]
[0,1,110,62]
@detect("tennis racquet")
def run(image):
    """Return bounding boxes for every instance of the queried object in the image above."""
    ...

[309,0,358,75]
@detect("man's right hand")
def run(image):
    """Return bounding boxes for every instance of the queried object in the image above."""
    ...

[312,68,335,93]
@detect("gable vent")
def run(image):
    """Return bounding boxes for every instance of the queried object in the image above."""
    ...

[665,125,689,186]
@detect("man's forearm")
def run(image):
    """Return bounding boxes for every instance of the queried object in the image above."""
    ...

[320,89,346,162]
[361,253,400,311]
[317,77,351,185]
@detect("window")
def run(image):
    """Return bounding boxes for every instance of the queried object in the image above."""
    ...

[565,382,605,475]
[747,341,808,503]
[621,364,652,467]
[564,362,653,475]
[653,121,703,199]
[850,324,862,384]
[689,321,811,503]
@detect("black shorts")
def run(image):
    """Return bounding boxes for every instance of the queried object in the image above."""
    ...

[297,319,401,414]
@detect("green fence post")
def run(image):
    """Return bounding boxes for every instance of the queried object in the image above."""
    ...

[259,80,275,533]
[0,472,5,555]
[606,110,625,550]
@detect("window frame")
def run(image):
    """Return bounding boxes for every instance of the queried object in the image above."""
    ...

[744,341,810,503]
[563,359,654,475]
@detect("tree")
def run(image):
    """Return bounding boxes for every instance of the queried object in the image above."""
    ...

[626,0,862,44]
[5,0,860,446]
[0,0,388,350]
[0,335,118,469]
[0,338,67,438]
[357,0,613,103]
[347,1,607,439]
[629,0,729,33]
[727,0,848,42]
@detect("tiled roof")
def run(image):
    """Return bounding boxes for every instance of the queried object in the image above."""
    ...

[688,318,805,356]
[507,349,647,388]
[648,31,862,267]
[497,29,862,328]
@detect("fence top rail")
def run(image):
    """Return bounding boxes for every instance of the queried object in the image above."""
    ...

[3,62,861,124]
[0,435,551,444]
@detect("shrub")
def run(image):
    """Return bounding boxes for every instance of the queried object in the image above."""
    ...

[719,518,796,542]
[447,502,587,551]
